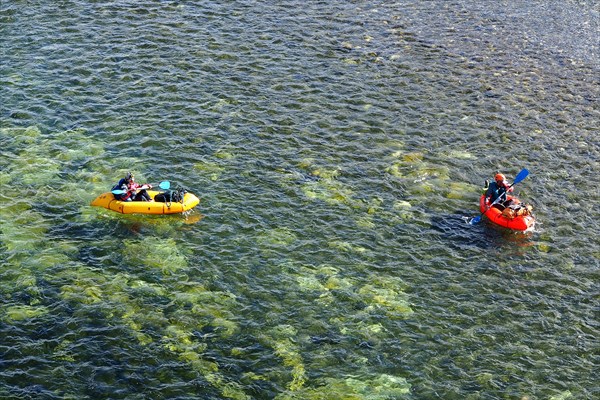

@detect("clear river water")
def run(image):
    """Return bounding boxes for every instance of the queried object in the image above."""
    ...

[1,1,598,399]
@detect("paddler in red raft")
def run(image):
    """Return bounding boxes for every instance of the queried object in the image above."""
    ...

[469,169,534,229]
[485,173,513,207]
[474,169,534,229]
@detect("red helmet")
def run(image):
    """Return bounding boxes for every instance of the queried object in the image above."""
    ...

[494,173,506,183]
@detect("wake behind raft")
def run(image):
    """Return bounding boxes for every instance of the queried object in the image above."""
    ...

[91,184,199,215]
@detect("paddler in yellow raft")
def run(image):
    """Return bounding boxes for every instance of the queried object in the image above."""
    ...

[111,172,153,202]
[91,173,200,215]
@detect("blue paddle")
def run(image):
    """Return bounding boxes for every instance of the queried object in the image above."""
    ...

[469,169,529,225]
[111,180,170,195]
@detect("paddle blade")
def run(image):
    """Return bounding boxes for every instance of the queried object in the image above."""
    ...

[158,181,170,190]
[111,189,126,195]
[469,215,482,225]
[512,168,529,185]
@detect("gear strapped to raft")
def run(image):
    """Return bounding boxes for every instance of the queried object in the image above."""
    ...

[154,186,187,206]
[501,202,533,219]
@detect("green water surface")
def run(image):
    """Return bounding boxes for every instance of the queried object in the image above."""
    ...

[1,1,598,399]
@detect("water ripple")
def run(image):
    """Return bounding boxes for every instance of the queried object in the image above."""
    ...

[1,1,598,399]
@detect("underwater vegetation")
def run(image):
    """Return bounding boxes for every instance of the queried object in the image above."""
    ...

[297,158,360,208]
[0,110,570,398]
[0,125,419,398]
[194,159,227,181]
[5,123,539,399]
[0,126,248,398]
[274,374,410,400]
[0,126,409,398]
[123,237,189,275]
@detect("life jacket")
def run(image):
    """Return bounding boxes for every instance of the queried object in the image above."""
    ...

[485,181,507,203]
[111,178,131,201]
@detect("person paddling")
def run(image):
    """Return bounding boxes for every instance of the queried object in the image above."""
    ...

[112,172,152,201]
[485,173,513,208]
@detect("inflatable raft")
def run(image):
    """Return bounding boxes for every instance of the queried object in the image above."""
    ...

[479,195,534,231]
[91,190,199,215]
